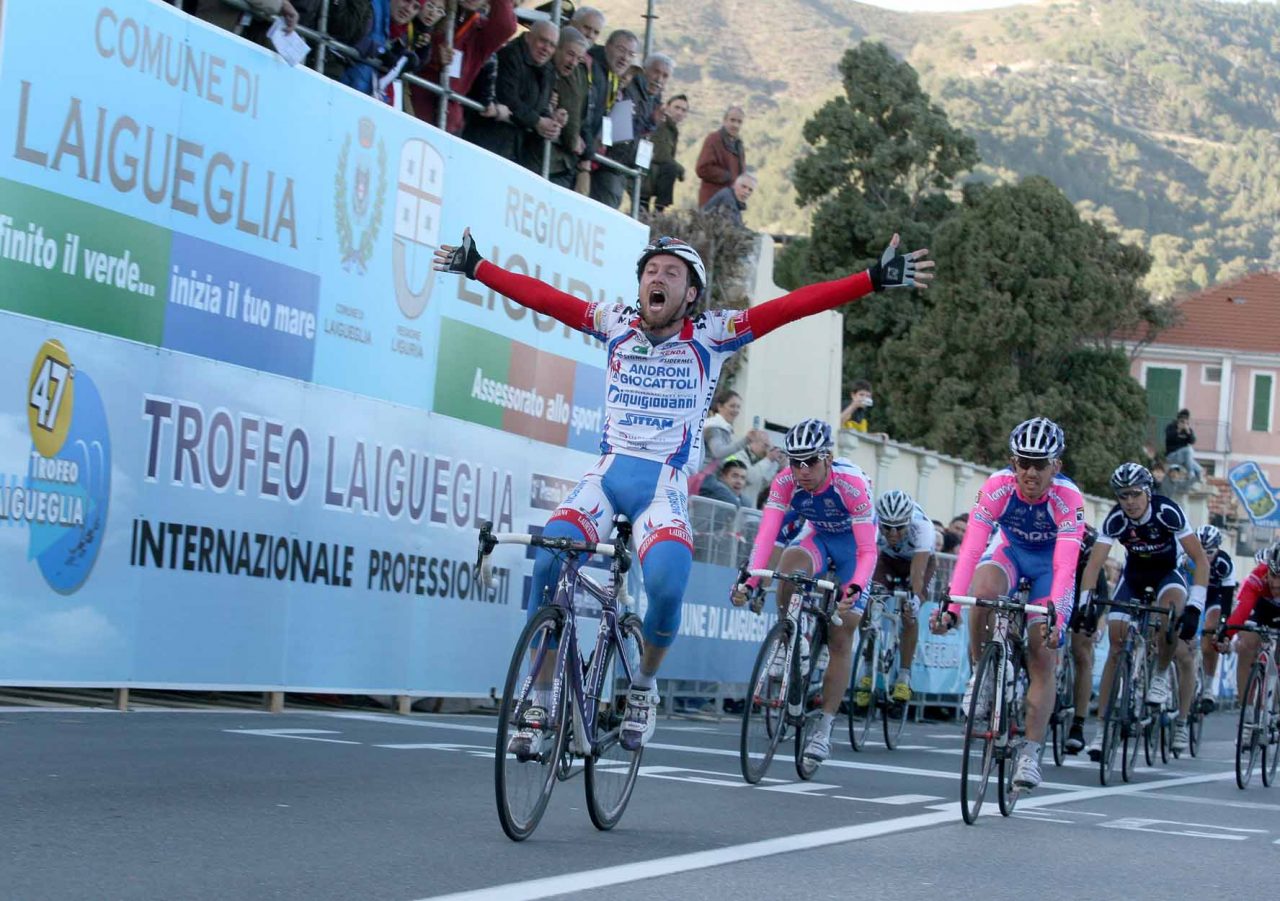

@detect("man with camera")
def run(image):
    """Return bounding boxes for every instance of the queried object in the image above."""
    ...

[1165,408,1205,484]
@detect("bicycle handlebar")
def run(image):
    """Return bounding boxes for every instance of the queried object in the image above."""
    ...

[945,595,1051,617]
[736,567,849,627]
[1218,622,1280,640]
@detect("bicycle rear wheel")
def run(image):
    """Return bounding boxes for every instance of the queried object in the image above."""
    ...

[847,628,878,752]
[1100,652,1129,786]
[1052,650,1074,767]
[882,638,909,750]
[1263,680,1279,788]
[740,620,793,784]
[585,613,646,830]
[1237,665,1265,790]
[495,607,570,842]
[961,643,1000,825]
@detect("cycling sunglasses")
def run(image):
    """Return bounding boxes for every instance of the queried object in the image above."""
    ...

[788,453,828,469]
[1013,456,1053,472]
[1115,489,1146,501]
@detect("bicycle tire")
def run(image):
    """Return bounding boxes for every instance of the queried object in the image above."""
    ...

[740,620,793,784]
[1052,649,1074,767]
[882,636,909,750]
[1100,651,1128,786]
[847,627,878,752]
[1123,665,1144,783]
[1237,664,1265,790]
[584,613,646,831]
[495,607,571,842]
[795,625,828,781]
[960,643,1001,825]
[1263,677,1279,788]
[1142,655,1158,768]
[998,654,1027,817]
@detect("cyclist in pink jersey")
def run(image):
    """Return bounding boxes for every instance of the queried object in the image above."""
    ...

[930,417,1085,790]
[436,229,931,752]
[732,419,877,764]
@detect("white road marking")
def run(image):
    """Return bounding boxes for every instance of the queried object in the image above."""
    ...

[830,793,943,805]
[224,728,361,745]
[1099,817,1267,840]
[414,769,1239,901]
[1128,791,1280,812]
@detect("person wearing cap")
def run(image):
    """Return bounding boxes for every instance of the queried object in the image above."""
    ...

[434,227,932,753]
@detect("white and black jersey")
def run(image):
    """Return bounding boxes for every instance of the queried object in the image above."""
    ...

[1098,494,1191,583]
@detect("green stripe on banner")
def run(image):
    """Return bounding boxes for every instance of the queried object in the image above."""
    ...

[0,178,170,344]
[434,318,511,428]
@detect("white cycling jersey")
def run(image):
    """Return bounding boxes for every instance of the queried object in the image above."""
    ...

[584,303,752,474]
[876,503,936,560]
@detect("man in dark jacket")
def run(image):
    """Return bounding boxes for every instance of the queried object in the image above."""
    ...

[696,106,746,208]
[593,52,671,209]
[701,173,756,227]
[1165,408,1204,483]
[548,27,591,187]
[643,93,688,212]
[464,20,561,168]
[583,30,640,205]
[698,458,748,508]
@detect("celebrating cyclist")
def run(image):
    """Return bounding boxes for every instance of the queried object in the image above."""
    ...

[1078,463,1209,758]
[1065,524,1110,753]
[930,417,1085,791]
[866,489,936,706]
[731,418,877,765]
[434,229,931,752]
[1219,543,1280,708]
[1185,524,1237,712]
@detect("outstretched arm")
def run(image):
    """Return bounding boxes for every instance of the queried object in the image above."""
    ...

[743,235,933,342]
[433,228,591,331]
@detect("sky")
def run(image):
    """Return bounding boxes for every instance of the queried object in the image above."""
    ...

[860,0,1273,10]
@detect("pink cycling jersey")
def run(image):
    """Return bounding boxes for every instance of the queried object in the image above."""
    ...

[947,470,1085,622]
[748,460,877,594]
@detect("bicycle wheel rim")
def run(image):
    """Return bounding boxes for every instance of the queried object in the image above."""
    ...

[495,608,569,841]
[847,629,877,751]
[584,613,645,830]
[741,621,792,784]
[1101,656,1128,786]
[1052,653,1072,767]
[883,669,910,751]
[961,644,1000,825]
[998,660,1025,817]
[1264,683,1280,787]
[1237,667,1264,789]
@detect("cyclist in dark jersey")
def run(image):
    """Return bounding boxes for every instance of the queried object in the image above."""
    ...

[1077,463,1209,758]
[1184,524,1236,712]
[1064,524,1109,753]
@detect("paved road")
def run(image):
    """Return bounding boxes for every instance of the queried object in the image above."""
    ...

[0,700,1274,901]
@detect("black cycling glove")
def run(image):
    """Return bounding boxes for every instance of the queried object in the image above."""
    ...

[442,230,483,279]
[1177,604,1200,642]
[868,240,918,292]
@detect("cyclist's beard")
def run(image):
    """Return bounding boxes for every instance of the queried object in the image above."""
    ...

[638,290,689,332]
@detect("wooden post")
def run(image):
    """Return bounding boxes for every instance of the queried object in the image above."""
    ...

[395,695,412,715]
[264,691,284,713]
[114,688,129,711]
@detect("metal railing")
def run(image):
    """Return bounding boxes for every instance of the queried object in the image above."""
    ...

[217,0,646,218]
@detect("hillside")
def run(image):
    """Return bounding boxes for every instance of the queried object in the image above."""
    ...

[587,0,1280,296]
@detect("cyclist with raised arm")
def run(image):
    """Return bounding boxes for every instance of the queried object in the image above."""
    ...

[864,489,936,706]
[1065,524,1109,753]
[1077,463,1209,759]
[1185,524,1237,712]
[731,418,877,764]
[929,417,1085,791]
[434,229,931,752]
[1219,543,1280,711]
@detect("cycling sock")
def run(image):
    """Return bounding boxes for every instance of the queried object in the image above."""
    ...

[1023,740,1042,759]
[819,712,835,733]
[631,669,657,692]
[1072,715,1084,728]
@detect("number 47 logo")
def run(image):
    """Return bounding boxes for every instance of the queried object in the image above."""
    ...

[26,340,76,458]
[30,355,71,431]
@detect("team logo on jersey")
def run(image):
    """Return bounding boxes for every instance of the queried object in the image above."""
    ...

[335,117,388,274]
[1075,506,1085,522]
[391,138,445,318]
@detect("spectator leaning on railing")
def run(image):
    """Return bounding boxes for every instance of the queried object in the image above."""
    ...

[409,0,516,134]
[584,30,640,202]
[547,27,591,188]
[463,20,561,171]
[189,0,299,37]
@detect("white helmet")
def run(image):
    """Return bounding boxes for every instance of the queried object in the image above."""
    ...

[876,489,915,528]
[1009,416,1065,460]
[636,236,706,307]
[784,418,833,457]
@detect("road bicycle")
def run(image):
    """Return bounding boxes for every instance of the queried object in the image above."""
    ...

[848,574,911,751]
[1222,622,1280,789]
[1098,589,1172,786]
[737,567,845,784]
[478,517,643,841]
[947,579,1052,825]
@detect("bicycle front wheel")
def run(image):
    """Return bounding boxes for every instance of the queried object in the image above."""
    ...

[1263,679,1279,788]
[1100,652,1129,786]
[998,658,1027,817]
[495,607,570,842]
[847,627,878,752]
[961,643,1001,825]
[1237,664,1266,790]
[584,613,646,831]
[795,630,828,781]
[740,620,793,784]
[882,638,909,750]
